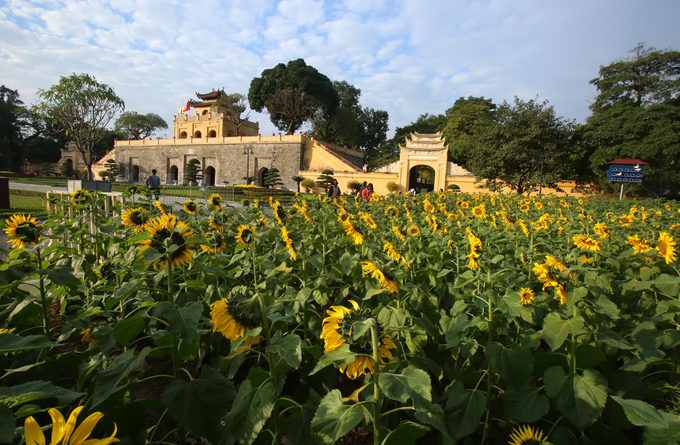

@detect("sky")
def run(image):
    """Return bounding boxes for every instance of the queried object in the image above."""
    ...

[2,0,680,140]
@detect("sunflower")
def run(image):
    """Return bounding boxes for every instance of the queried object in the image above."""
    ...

[508,425,547,445]
[423,200,436,213]
[619,215,633,227]
[24,406,119,445]
[593,222,610,238]
[183,200,198,214]
[466,230,482,271]
[343,220,364,245]
[236,225,255,248]
[362,261,398,293]
[426,215,439,231]
[272,202,287,225]
[533,256,568,305]
[392,226,406,242]
[384,241,405,263]
[472,204,487,219]
[138,214,194,270]
[257,218,269,228]
[520,204,530,214]
[81,328,96,345]
[154,200,170,216]
[573,234,601,251]
[360,213,378,229]
[0,327,15,334]
[626,234,652,254]
[122,208,150,232]
[320,300,397,379]
[209,193,222,208]
[657,232,677,264]
[534,202,543,210]
[70,189,92,204]
[407,225,421,236]
[210,209,232,230]
[210,294,262,346]
[4,214,43,250]
[447,212,459,222]
[281,226,297,260]
[518,289,535,305]
[201,232,227,253]
[518,220,530,238]
[385,206,399,218]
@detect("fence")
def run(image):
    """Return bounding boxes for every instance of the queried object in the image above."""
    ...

[155,185,235,206]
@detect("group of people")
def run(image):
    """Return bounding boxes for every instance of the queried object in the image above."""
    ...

[327,180,373,202]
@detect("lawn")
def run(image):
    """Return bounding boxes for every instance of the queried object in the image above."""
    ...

[0,189,48,220]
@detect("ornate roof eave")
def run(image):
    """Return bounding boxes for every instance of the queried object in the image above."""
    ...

[195,90,224,100]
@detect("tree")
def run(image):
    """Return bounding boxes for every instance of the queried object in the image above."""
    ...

[582,43,680,196]
[442,96,496,168]
[184,158,203,185]
[467,97,576,195]
[210,93,251,135]
[114,111,168,140]
[104,159,120,181]
[263,167,283,188]
[301,178,316,192]
[33,73,125,180]
[39,162,54,177]
[249,59,339,134]
[291,175,304,192]
[315,169,334,191]
[0,86,46,171]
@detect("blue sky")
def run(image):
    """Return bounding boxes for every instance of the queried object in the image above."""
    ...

[1,0,679,139]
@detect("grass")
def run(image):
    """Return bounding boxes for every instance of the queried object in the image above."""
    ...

[0,190,48,220]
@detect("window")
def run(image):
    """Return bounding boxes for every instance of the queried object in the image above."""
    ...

[179,131,187,139]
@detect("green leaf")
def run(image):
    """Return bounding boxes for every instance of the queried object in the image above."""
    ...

[414,404,451,441]
[267,332,302,369]
[446,389,486,440]
[382,421,430,445]
[441,313,471,349]
[310,389,365,445]
[596,327,634,350]
[162,367,235,442]
[378,306,408,328]
[0,404,14,443]
[542,313,584,351]
[223,370,276,445]
[643,414,680,444]
[142,247,163,265]
[0,380,84,408]
[0,334,55,353]
[611,396,670,428]
[113,314,145,346]
[502,386,550,423]
[112,278,142,301]
[485,342,533,389]
[45,265,75,285]
[155,301,203,344]
[309,345,356,375]
[544,366,608,430]
[379,366,432,411]
[655,274,680,296]
[592,295,620,320]
[92,347,151,408]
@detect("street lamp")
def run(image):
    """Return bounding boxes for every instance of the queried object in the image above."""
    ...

[243,146,254,184]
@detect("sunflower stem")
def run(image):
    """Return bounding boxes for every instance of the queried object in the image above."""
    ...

[257,290,282,445]
[166,262,186,444]
[36,248,49,337]
[370,319,382,445]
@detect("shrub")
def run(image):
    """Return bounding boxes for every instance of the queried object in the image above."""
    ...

[301,178,316,192]
[347,180,362,195]
[386,181,400,193]
[448,184,461,191]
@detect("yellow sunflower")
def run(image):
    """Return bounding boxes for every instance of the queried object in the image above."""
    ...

[81,328,96,345]
[472,204,487,219]
[423,200,436,213]
[210,295,262,346]
[24,406,119,445]
[533,256,568,305]
[3,214,43,250]
[70,189,92,204]
[518,289,535,305]
[281,226,297,260]
[210,209,232,230]
[383,241,405,263]
[385,206,399,218]
[407,225,421,236]
[518,220,530,238]
[343,220,364,245]
[138,214,194,270]
[236,225,255,248]
[573,234,601,251]
[619,215,633,227]
[0,327,15,334]
[320,300,397,379]
[392,226,406,242]
[593,222,610,238]
[122,208,150,232]
[201,232,227,253]
[183,200,198,214]
[209,193,222,208]
[657,232,677,264]
[362,261,398,293]
[626,234,652,255]
[466,230,482,271]
[360,212,378,229]
[272,202,287,225]
[520,204,530,214]
[535,202,543,210]
[508,425,547,445]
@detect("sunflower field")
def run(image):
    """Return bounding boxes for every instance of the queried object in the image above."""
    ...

[1,189,680,445]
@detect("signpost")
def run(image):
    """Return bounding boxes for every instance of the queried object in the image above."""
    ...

[606,159,648,200]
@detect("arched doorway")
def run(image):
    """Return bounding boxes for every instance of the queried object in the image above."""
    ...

[132,165,140,182]
[205,166,215,186]
[63,159,73,175]
[209,130,217,138]
[258,167,269,187]
[194,131,202,138]
[408,165,435,193]
[202,110,208,115]
[180,131,188,139]
[169,165,178,184]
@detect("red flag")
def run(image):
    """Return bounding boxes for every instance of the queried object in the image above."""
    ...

[183,102,191,112]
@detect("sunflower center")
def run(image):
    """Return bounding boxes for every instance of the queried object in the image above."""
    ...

[130,211,146,225]
[339,309,376,354]
[151,229,187,259]
[15,223,40,243]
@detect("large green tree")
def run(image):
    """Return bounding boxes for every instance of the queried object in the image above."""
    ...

[468,97,577,195]
[442,96,496,168]
[210,92,251,135]
[0,86,46,171]
[34,73,125,180]
[582,43,680,196]
[114,111,168,140]
[249,59,338,135]
[311,81,389,155]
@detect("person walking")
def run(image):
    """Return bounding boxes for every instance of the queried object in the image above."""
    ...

[146,169,161,199]
[327,179,341,198]
[359,181,367,196]
[361,183,374,203]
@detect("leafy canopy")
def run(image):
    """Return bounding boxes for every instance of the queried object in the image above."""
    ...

[210,92,251,135]
[442,96,496,168]
[115,111,168,140]
[249,59,338,135]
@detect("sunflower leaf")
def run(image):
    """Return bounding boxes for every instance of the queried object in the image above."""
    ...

[502,385,550,422]
[154,301,203,344]
[379,366,432,411]
[544,366,608,431]
[267,332,302,369]
[310,389,364,445]
[352,319,372,341]
[0,334,55,353]
[92,347,151,408]
[141,247,163,265]
[222,371,276,445]
[309,345,356,375]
